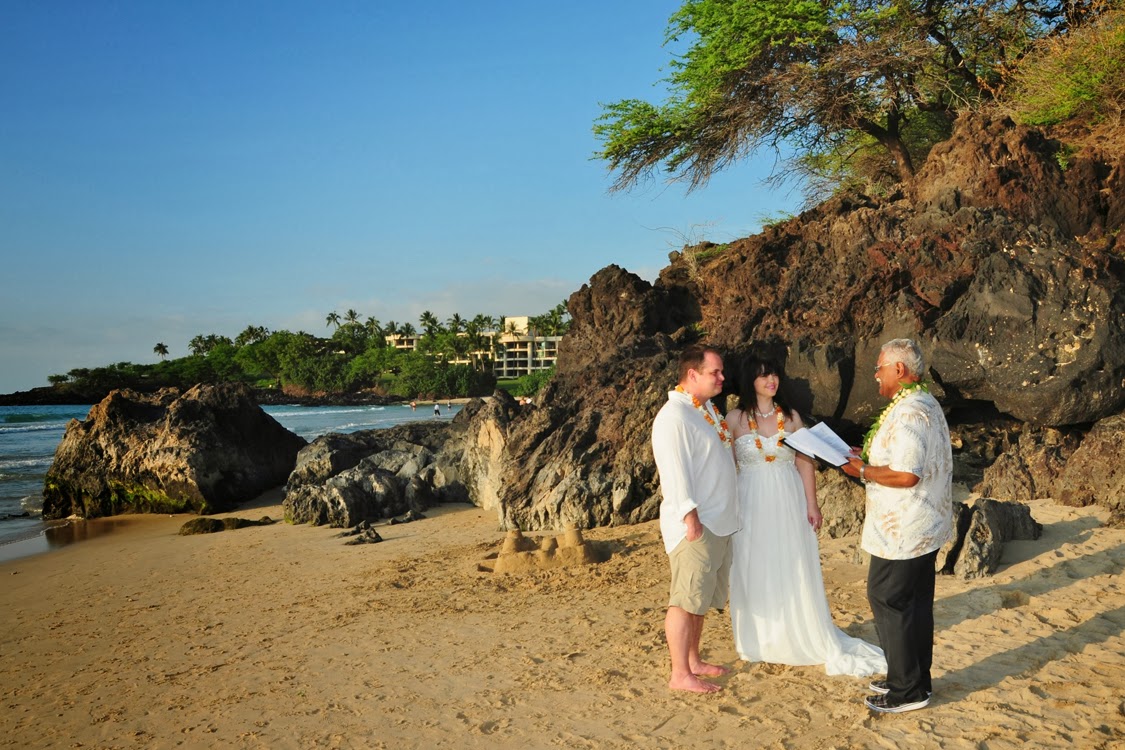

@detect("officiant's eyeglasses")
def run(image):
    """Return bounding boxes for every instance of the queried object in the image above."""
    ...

[874,362,897,374]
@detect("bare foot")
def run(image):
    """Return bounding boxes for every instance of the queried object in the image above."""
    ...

[691,661,730,677]
[669,674,723,693]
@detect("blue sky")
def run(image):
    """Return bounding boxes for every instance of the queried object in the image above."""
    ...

[0,1,799,394]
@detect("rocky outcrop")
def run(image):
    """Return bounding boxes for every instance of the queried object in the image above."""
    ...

[975,427,1082,503]
[43,384,306,519]
[974,414,1123,517]
[1054,414,1125,511]
[282,420,466,527]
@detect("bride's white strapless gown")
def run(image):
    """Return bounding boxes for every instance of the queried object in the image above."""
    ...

[730,433,886,677]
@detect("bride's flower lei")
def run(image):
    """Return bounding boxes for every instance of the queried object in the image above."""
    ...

[748,406,786,463]
[675,385,732,446]
[860,381,930,462]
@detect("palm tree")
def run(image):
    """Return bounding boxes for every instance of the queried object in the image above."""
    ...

[400,322,416,336]
[153,342,169,361]
[384,320,399,336]
[345,309,360,324]
[325,311,341,329]
[419,310,440,336]
[472,313,496,333]
[235,325,269,347]
[364,317,382,337]
[446,313,465,333]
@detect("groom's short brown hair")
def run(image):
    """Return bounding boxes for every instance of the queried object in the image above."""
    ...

[678,343,721,383]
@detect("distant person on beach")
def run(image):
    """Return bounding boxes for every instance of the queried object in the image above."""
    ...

[843,338,953,714]
[726,356,885,677]
[433,402,441,416]
[651,344,739,693]
[410,401,417,411]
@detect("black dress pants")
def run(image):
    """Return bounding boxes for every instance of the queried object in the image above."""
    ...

[867,550,938,703]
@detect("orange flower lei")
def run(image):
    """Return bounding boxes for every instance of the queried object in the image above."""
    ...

[675,385,732,446]
[748,406,786,463]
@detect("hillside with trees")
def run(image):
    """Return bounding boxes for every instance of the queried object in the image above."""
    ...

[7,304,570,404]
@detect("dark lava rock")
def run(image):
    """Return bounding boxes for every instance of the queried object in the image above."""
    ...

[43,383,306,519]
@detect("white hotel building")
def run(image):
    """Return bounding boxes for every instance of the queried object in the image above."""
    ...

[386,316,561,379]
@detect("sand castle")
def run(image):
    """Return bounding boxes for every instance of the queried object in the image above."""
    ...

[487,527,607,574]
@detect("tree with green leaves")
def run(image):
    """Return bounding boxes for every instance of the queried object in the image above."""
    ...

[153,342,169,361]
[595,0,1101,193]
[419,310,441,337]
[188,333,233,357]
[325,311,341,330]
[235,325,270,347]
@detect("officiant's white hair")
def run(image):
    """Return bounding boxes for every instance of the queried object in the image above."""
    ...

[880,339,924,376]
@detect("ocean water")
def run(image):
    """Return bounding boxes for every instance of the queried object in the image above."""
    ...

[0,401,461,560]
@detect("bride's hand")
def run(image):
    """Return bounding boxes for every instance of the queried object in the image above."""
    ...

[807,505,823,532]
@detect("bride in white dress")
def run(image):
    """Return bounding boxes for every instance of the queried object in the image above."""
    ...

[727,357,886,677]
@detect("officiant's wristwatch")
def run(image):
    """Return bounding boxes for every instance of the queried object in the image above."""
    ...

[859,465,867,483]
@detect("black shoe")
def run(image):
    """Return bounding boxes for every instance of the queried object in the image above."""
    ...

[869,679,931,698]
[865,693,930,714]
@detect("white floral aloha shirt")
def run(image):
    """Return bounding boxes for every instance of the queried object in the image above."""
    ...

[860,389,954,560]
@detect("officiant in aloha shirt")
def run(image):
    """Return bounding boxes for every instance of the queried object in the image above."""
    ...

[843,338,953,714]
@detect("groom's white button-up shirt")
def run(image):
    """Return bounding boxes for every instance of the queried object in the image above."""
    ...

[652,390,740,554]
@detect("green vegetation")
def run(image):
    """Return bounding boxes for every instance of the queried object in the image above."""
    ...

[594,0,1110,197]
[509,367,556,398]
[47,303,571,400]
[1007,7,1125,126]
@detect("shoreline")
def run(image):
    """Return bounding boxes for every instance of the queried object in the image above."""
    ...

[1,495,1121,748]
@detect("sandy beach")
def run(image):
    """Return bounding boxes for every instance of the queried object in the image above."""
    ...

[1,493,1122,750]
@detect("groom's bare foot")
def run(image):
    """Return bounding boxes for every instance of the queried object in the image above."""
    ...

[669,674,723,693]
[690,661,730,677]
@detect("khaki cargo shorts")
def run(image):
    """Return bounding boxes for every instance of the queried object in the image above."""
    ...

[668,525,732,615]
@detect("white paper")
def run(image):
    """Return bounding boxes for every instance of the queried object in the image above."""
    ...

[783,423,851,466]
[809,422,852,456]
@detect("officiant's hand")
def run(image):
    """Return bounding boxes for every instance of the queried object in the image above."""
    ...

[842,457,863,478]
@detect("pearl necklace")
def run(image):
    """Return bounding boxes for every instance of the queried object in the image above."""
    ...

[675,385,732,446]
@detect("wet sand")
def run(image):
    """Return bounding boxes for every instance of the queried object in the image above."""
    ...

[1,494,1122,749]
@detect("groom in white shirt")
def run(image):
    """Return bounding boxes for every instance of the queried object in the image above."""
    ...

[651,344,740,692]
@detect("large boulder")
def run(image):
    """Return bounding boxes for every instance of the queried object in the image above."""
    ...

[285,462,405,527]
[43,383,306,519]
[975,426,1082,502]
[282,420,462,526]
[1053,413,1125,511]
[952,498,1043,579]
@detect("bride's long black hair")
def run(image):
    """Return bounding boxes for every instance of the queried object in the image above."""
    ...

[738,355,797,426]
